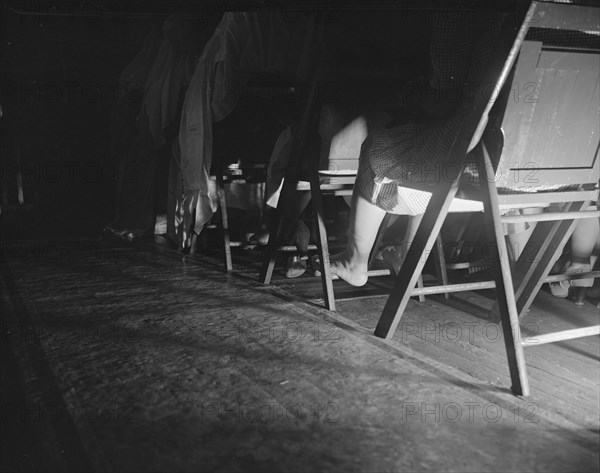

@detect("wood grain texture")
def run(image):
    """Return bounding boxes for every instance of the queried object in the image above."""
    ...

[2,238,599,472]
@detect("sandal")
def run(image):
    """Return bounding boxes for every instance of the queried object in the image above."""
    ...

[285,255,307,278]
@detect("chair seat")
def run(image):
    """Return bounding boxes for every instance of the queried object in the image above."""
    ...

[316,170,599,212]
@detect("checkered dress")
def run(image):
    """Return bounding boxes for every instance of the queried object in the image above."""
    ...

[355,11,505,215]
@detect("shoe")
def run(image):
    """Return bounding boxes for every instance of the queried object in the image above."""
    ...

[285,255,307,278]
[549,262,592,299]
[565,263,593,288]
[549,281,569,298]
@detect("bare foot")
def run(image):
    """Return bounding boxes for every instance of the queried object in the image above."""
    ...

[330,251,368,287]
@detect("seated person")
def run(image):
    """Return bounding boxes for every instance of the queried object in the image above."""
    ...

[257,99,398,278]
[250,111,327,278]
[329,9,506,286]
[248,10,433,277]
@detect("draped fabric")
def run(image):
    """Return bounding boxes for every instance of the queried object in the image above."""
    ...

[109,15,211,237]
[143,15,207,150]
[174,12,309,249]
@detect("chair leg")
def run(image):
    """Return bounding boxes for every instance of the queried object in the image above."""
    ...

[259,172,297,284]
[488,203,586,320]
[310,173,335,311]
[368,213,392,269]
[216,174,233,272]
[189,232,198,256]
[259,207,279,284]
[375,178,460,339]
[434,233,450,300]
[416,275,426,302]
[479,144,529,396]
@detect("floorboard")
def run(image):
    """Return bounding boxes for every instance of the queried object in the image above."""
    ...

[2,237,598,472]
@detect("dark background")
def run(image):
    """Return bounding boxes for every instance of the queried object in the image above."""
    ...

[1,2,172,238]
[1,0,526,241]
[0,0,451,241]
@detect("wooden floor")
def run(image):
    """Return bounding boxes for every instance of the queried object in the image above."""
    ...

[1,236,599,472]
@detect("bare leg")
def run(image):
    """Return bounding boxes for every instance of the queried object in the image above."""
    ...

[549,208,599,298]
[381,213,424,275]
[330,191,387,286]
[568,212,599,293]
[570,213,599,262]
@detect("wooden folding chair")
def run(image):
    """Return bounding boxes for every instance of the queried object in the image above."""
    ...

[258,16,339,302]
[209,164,267,271]
[208,74,299,271]
[374,1,600,396]
[260,7,508,309]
